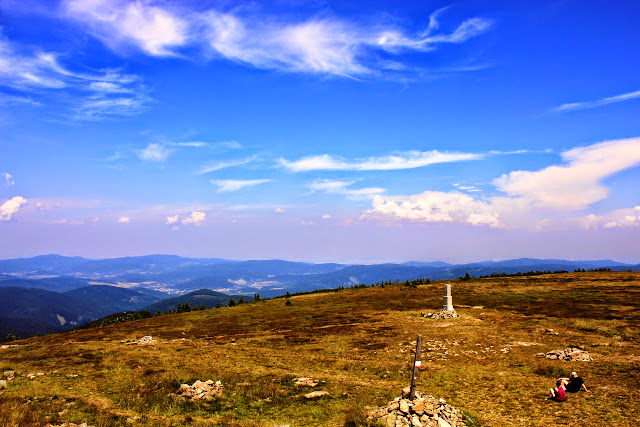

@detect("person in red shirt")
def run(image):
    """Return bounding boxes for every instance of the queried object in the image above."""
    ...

[548,379,567,401]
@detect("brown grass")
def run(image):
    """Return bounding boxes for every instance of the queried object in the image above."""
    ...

[0,271,639,426]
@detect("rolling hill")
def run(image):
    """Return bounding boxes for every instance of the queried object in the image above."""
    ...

[0,271,638,426]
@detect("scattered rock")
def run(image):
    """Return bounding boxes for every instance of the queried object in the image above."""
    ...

[172,380,223,401]
[421,310,458,319]
[0,344,19,349]
[0,380,7,390]
[123,336,157,345]
[536,347,593,361]
[294,377,318,387]
[304,390,329,399]
[27,374,37,380]
[368,390,466,427]
[46,423,95,427]
[3,371,14,380]
[545,329,559,336]
[37,372,45,376]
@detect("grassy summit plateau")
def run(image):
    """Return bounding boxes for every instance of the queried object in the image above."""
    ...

[1,271,638,426]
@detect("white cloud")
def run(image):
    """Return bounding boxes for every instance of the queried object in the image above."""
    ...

[63,0,188,56]
[367,137,640,229]
[322,214,332,219]
[176,141,209,148]
[73,92,151,121]
[581,206,640,229]
[211,179,271,192]
[178,140,241,149]
[59,2,492,78]
[0,29,150,120]
[182,211,206,226]
[2,172,14,186]
[493,137,640,211]
[1,196,27,220]
[368,192,501,227]
[280,150,481,172]
[203,8,492,77]
[166,215,178,224]
[553,89,640,113]
[274,208,286,213]
[117,216,130,223]
[308,179,385,200]
[171,225,179,230]
[197,155,257,174]
[137,143,171,162]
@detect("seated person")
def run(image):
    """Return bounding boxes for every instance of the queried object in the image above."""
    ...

[548,380,566,401]
[559,372,589,393]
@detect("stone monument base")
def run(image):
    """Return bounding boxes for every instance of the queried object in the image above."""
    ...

[421,309,457,319]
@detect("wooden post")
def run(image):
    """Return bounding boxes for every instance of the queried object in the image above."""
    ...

[410,334,422,400]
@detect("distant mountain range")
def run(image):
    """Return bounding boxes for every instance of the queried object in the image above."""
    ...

[1,254,637,341]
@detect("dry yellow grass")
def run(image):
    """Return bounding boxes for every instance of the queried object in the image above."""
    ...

[1,271,639,426]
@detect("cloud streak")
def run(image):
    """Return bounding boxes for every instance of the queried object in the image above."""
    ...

[308,179,385,200]
[211,179,271,192]
[197,155,258,174]
[553,89,640,112]
[280,150,482,172]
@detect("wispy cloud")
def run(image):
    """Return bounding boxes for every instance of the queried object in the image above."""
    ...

[117,216,130,223]
[60,2,492,78]
[308,179,385,200]
[177,140,241,149]
[1,196,27,220]
[553,89,640,112]
[211,179,271,192]
[203,8,492,77]
[137,143,171,162]
[197,155,258,174]
[2,172,14,186]
[280,150,482,172]
[366,137,640,229]
[63,0,188,56]
[0,29,150,120]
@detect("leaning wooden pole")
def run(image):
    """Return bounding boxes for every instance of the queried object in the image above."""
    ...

[409,334,422,400]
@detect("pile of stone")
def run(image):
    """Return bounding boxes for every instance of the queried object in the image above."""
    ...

[173,380,223,401]
[45,423,95,427]
[123,336,156,345]
[536,348,593,361]
[368,388,466,427]
[294,377,318,387]
[421,309,458,319]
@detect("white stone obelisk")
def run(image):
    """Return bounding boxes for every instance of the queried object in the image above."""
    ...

[443,283,454,311]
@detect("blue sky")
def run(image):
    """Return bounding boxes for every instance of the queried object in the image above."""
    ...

[1,0,640,263]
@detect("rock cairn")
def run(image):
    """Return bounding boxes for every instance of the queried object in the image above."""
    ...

[421,309,458,319]
[368,388,466,427]
[294,377,318,387]
[536,348,593,361]
[123,335,156,345]
[46,423,95,427]
[173,380,223,401]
